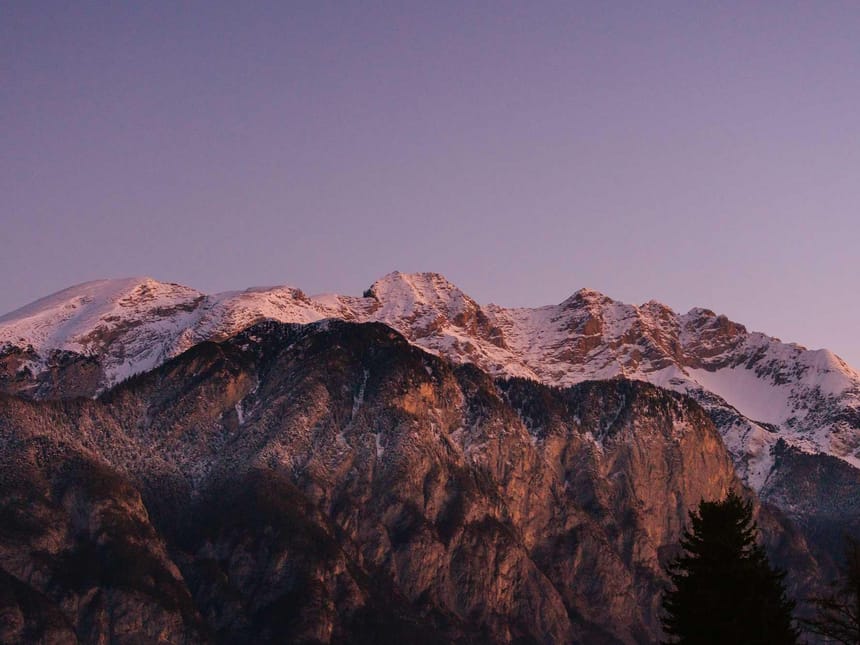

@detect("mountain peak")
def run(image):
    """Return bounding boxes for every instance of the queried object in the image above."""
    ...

[685,306,718,319]
[0,277,147,323]
[0,276,201,331]
[368,270,458,293]
[559,287,613,308]
[2,271,859,484]
[365,271,475,311]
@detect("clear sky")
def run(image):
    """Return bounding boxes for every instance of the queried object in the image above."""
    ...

[2,2,859,366]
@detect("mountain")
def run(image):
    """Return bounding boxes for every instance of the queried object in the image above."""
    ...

[0,319,815,644]
[2,272,858,494]
[1,273,852,642]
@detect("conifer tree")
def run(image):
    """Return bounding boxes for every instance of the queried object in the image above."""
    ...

[661,491,798,644]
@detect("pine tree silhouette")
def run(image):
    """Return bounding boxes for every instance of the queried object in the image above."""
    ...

[661,491,798,644]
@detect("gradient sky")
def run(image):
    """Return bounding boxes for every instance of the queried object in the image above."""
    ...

[2,2,859,365]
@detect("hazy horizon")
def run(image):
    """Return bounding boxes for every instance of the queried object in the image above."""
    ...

[3,2,858,366]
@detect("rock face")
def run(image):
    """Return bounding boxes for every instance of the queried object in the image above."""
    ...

[2,272,858,483]
[2,272,858,565]
[0,446,204,644]
[0,319,781,644]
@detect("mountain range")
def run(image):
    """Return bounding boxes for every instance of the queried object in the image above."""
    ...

[0,272,857,643]
[2,271,858,491]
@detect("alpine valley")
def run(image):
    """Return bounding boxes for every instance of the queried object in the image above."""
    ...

[0,272,857,643]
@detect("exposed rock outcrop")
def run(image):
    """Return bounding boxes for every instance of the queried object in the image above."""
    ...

[1,320,807,643]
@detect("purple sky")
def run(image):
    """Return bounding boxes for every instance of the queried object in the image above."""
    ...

[2,2,859,366]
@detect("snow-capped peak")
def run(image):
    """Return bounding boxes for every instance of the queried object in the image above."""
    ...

[2,272,859,489]
[360,272,486,343]
[560,287,612,306]
[366,271,476,312]
[0,277,203,352]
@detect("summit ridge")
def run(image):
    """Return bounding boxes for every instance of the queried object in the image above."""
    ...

[1,272,858,493]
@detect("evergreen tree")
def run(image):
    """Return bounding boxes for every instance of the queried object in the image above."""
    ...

[661,491,798,644]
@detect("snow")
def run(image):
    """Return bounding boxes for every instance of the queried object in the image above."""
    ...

[0,277,208,384]
[351,370,368,420]
[719,418,779,491]
[646,365,689,389]
[235,402,245,425]
[0,277,201,351]
[368,272,473,320]
[686,367,796,425]
[2,271,859,490]
[799,349,858,396]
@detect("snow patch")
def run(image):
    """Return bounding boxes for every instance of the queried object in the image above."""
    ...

[687,367,795,425]
[3,271,860,488]
[235,402,245,425]
[351,369,369,421]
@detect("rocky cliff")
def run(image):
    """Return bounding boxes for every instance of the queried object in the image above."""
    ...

[0,320,802,644]
[2,272,857,489]
[2,272,857,571]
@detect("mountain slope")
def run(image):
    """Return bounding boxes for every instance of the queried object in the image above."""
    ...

[2,272,857,494]
[1,319,793,644]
